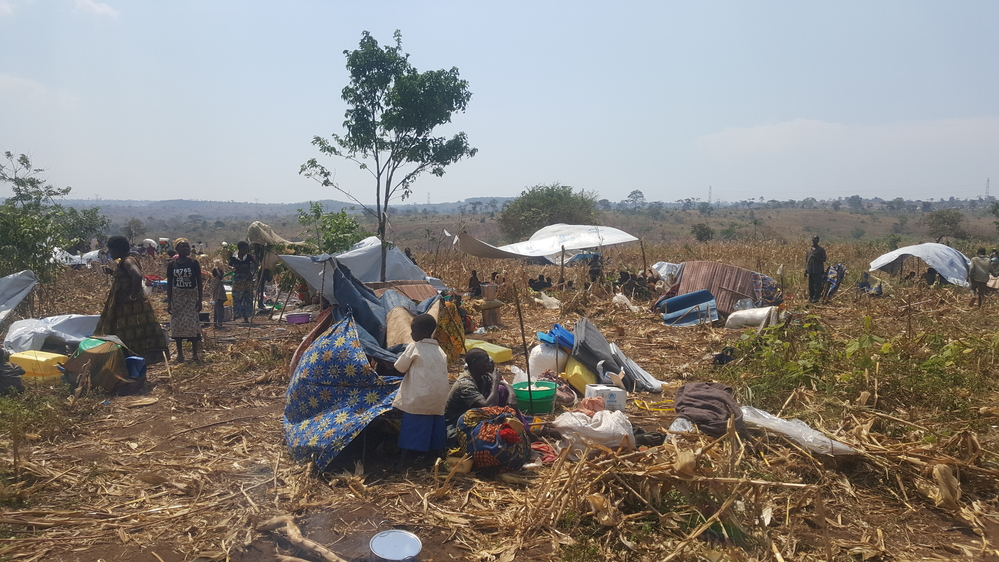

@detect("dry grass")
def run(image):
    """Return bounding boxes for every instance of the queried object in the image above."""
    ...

[2,241,999,561]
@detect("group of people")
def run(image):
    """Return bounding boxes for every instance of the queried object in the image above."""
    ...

[391,314,550,470]
[95,236,263,364]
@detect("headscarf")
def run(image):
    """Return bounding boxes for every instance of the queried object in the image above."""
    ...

[174,237,189,248]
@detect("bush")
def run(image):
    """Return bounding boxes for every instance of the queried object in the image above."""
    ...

[497,183,597,241]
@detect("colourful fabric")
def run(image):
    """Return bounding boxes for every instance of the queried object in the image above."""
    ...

[284,315,402,469]
[398,412,446,452]
[825,263,848,299]
[169,287,201,339]
[94,256,167,362]
[457,406,530,471]
[231,273,255,320]
[434,301,465,363]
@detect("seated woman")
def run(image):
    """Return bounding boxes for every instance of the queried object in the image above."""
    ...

[468,270,482,297]
[445,349,529,471]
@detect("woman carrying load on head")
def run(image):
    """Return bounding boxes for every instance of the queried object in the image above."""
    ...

[229,240,257,323]
[95,235,168,363]
[167,238,203,363]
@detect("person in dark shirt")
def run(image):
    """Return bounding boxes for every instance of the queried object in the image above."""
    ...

[166,239,203,362]
[804,236,827,303]
[468,270,482,297]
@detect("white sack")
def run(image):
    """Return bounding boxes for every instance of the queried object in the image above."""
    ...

[552,410,636,460]
[528,343,569,376]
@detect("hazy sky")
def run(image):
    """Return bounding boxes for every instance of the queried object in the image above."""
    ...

[1,1,997,205]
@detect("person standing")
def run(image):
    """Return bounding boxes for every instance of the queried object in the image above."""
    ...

[95,236,167,363]
[229,241,257,323]
[393,314,449,465]
[208,260,228,328]
[805,236,827,303]
[166,239,203,363]
[968,248,991,308]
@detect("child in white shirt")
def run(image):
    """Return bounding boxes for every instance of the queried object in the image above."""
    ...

[393,314,449,464]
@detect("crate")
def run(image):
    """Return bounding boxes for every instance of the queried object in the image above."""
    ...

[9,350,67,384]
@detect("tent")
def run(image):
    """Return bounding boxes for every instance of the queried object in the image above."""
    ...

[4,314,100,353]
[0,270,37,325]
[458,224,638,262]
[869,243,970,287]
[333,236,445,289]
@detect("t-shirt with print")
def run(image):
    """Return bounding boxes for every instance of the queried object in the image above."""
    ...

[167,259,202,291]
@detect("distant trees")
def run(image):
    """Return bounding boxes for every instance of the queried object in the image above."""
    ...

[498,182,596,241]
[690,223,714,242]
[123,218,146,244]
[921,209,967,243]
[847,195,863,211]
[697,202,712,216]
[626,190,645,209]
[300,30,476,281]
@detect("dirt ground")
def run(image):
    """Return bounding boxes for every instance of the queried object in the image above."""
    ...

[3,265,999,561]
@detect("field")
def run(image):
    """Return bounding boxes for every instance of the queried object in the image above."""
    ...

[2,235,999,561]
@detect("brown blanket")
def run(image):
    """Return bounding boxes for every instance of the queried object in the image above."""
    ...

[674,382,745,437]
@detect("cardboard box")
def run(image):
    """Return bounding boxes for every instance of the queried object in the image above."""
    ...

[584,384,627,411]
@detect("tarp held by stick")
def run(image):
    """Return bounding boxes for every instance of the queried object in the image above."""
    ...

[869,243,970,287]
[458,224,638,261]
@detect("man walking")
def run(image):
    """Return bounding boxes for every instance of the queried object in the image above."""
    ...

[805,236,827,303]
[968,248,991,308]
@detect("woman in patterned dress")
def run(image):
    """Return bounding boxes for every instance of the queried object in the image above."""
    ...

[228,241,257,323]
[95,236,168,363]
[167,238,203,362]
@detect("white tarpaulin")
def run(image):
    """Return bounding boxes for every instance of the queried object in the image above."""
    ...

[0,270,38,325]
[458,224,638,261]
[3,314,100,353]
[333,236,445,289]
[869,243,971,287]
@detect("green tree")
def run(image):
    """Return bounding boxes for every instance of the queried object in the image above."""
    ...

[831,200,842,211]
[0,152,71,281]
[300,30,476,281]
[847,195,863,211]
[123,218,146,244]
[921,208,967,243]
[626,190,645,209]
[497,182,597,241]
[57,206,111,250]
[691,223,714,242]
[298,202,367,254]
[697,201,712,216]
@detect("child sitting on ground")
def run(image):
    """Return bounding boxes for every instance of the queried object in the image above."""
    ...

[393,314,449,467]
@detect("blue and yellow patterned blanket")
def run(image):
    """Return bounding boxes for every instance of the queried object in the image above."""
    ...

[284,315,402,469]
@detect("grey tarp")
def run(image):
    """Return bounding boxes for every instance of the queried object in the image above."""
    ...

[279,255,424,363]
[0,270,38,325]
[333,236,445,289]
[869,243,971,287]
[4,314,100,353]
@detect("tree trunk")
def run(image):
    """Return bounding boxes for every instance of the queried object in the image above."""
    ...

[379,214,387,282]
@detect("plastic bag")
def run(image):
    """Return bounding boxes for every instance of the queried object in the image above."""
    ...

[510,365,529,386]
[528,344,568,377]
[612,293,641,313]
[552,410,636,460]
[732,298,755,312]
[741,406,859,457]
[535,292,561,310]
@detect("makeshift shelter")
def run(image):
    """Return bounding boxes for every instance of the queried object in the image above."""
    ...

[869,243,970,287]
[0,270,37,325]
[458,224,638,262]
[61,337,146,395]
[4,314,100,353]
[333,236,445,289]
[673,261,782,316]
[284,313,403,469]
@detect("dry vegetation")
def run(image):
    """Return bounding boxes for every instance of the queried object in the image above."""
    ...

[2,238,999,561]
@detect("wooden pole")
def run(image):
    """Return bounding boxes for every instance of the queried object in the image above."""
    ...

[640,239,648,274]
[559,245,566,287]
[512,289,534,415]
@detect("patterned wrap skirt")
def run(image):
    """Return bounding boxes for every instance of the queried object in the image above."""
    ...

[169,287,201,339]
[231,272,255,320]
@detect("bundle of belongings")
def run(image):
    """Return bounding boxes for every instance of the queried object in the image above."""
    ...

[536,318,662,394]
[650,261,783,326]
[60,336,147,395]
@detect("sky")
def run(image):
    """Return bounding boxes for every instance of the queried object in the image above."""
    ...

[1,1,997,206]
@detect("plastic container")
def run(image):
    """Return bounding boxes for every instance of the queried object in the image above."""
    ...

[9,350,67,384]
[286,312,311,324]
[512,381,557,415]
[561,356,598,393]
[370,529,422,561]
[464,339,513,363]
